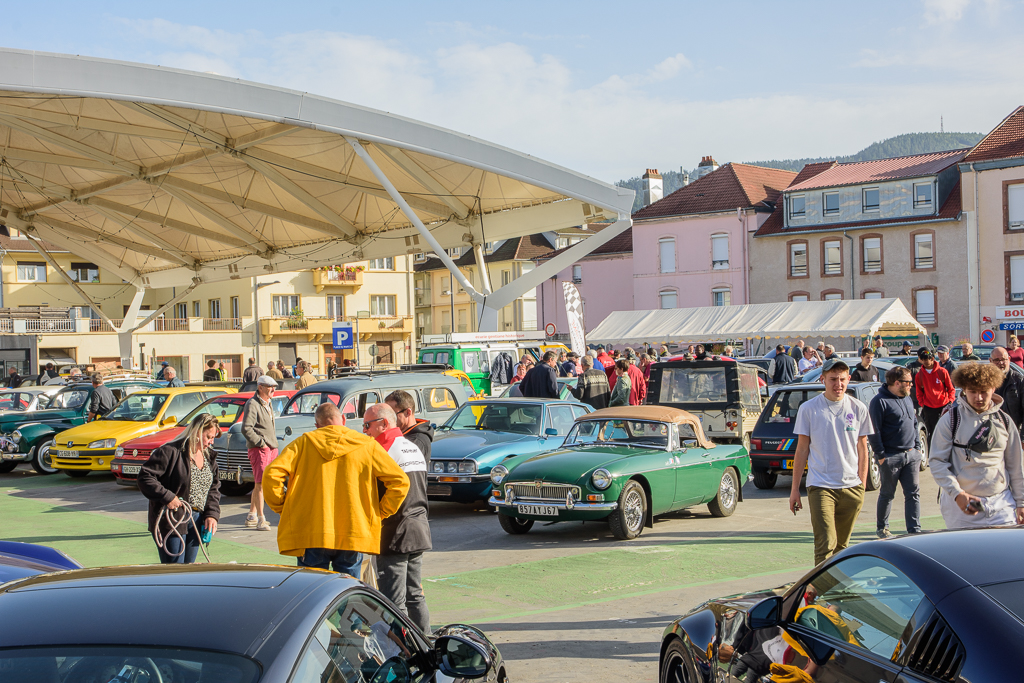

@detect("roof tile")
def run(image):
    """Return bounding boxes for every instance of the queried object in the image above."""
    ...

[632,163,796,220]
[786,149,968,192]
[963,106,1024,163]
[537,227,633,261]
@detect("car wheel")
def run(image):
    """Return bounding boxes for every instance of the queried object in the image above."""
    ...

[865,457,880,491]
[919,428,929,471]
[708,468,739,517]
[0,461,17,474]
[660,638,690,683]
[498,513,534,535]
[31,440,58,475]
[219,481,255,497]
[64,469,89,478]
[609,480,647,540]
[752,469,777,490]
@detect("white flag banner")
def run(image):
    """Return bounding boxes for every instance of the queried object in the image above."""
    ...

[562,281,586,355]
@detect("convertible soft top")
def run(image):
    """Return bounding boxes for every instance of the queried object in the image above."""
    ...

[579,406,713,449]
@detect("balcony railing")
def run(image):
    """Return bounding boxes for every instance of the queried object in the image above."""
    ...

[260,315,412,341]
[914,257,933,269]
[863,260,882,273]
[918,312,936,325]
[823,263,842,275]
[313,269,363,292]
[154,318,190,332]
[202,318,242,331]
[90,319,123,333]
[790,264,808,277]
[0,319,12,333]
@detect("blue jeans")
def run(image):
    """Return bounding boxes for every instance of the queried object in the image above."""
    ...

[298,548,363,577]
[157,511,202,564]
[876,451,922,533]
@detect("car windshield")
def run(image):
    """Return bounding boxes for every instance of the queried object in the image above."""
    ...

[0,392,27,410]
[565,419,669,449]
[446,402,542,434]
[501,378,575,398]
[105,393,168,422]
[180,399,245,426]
[0,646,259,683]
[658,367,728,403]
[52,388,90,409]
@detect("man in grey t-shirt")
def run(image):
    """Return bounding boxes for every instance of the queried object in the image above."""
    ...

[789,358,873,565]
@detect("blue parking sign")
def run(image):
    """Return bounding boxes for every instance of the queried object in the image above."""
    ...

[332,322,354,350]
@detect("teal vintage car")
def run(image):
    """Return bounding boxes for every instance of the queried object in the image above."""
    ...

[489,406,751,540]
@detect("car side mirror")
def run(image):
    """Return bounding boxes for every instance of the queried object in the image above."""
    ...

[746,595,783,630]
[344,412,357,420]
[433,626,493,679]
[284,426,293,436]
[161,415,177,426]
[545,428,558,436]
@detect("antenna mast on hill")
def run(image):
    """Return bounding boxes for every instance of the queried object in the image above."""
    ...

[941,116,944,133]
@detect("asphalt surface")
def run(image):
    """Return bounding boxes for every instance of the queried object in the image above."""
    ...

[1,465,944,682]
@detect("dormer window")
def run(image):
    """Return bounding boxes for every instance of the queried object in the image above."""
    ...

[863,188,879,212]
[823,192,840,216]
[790,195,806,218]
[914,183,933,208]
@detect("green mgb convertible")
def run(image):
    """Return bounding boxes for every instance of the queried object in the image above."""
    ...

[489,406,751,540]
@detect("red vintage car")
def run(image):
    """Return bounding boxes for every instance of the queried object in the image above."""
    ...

[111,391,295,486]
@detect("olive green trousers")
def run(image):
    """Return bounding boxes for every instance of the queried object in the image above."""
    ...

[807,485,865,566]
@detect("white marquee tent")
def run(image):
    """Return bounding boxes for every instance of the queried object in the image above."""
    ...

[0,48,634,358]
[588,299,929,346]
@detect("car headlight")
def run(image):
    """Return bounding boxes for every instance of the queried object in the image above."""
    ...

[431,461,446,474]
[88,438,117,449]
[458,461,477,474]
[447,462,460,473]
[115,447,124,458]
[490,465,508,485]
[11,430,22,444]
[591,468,613,490]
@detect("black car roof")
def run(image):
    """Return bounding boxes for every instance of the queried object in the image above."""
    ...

[0,564,356,653]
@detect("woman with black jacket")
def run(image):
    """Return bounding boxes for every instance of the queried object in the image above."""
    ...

[138,413,222,563]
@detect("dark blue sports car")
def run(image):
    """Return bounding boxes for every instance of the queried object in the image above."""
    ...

[0,564,507,683]
[0,541,80,583]
[659,527,1024,683]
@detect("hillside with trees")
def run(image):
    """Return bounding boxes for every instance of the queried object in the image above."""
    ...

[618,131,984,213]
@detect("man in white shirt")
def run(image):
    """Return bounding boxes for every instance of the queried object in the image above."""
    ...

[798,346,821,374]
[789,358,873,565]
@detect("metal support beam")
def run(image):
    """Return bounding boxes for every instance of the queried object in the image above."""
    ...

[372,144,471,218]
[120,102,229,148]
[129,279,201,333]
[86,204,198,267]
[31,214,185,263]
[26,238,116,328]
[241,155,357,239]
[345,136,483,303]
[86,197,255,251]
[118,289,147,365]
[473,244,492,295]
[0,114,141,175]
[148,179,273,254]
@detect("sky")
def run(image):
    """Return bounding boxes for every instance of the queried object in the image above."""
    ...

[3,0,1023,182]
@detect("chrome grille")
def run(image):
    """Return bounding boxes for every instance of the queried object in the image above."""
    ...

[218,450,252,473]
[507,482,579,503]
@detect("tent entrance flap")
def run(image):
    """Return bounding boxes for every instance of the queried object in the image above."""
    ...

[588,299,928,346]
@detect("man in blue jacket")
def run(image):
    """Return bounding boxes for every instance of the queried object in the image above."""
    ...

[772,344,797,384]
[868,365,922,538]
[520,351,559,398]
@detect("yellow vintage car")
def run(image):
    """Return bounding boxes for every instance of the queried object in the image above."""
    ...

[445,369,488,400]
[51,386,231,477]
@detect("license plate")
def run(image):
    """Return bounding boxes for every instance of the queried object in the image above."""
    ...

[121,465,141,475]
[783,459,793,469]
[55,450,79,458]
[517,504,558,516]
[427,484,452,496]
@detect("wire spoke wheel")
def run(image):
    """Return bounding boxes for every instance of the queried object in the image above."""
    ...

[610,480,647,540]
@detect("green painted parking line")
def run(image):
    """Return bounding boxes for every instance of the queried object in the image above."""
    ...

[1,487,285,567]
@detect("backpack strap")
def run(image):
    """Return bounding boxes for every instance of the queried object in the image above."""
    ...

[950,402,960,442]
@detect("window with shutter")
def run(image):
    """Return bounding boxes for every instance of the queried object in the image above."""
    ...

[1011,256,1024,301]
[915,289,936,324]
[824,240,842,275]
[711,235,729,269]
[659,238,676,273]
[1009,184,1024,229]
[863,237,881,272]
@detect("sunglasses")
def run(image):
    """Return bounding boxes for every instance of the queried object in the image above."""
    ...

[361,417,386,430]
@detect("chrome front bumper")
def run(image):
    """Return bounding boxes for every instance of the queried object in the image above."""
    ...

[0,437,28,460]
[488,496,618,511]
[427,473,490,483]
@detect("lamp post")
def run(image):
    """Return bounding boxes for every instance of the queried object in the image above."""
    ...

[253,279,280,366]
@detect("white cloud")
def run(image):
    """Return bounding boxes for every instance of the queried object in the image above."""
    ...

[922,0,972,24]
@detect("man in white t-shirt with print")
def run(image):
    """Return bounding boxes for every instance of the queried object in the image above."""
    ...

[790,358,873,565]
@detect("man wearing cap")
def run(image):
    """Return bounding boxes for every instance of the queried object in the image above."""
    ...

[991,347,1024,432]
[156,360,170,381]
[242,375,279,530]
[935,345,955,374]
[915,348,954,441]
[850,347,879,382]
[790,358,873,565]
[897,341,913,356]
[873,336,889,358]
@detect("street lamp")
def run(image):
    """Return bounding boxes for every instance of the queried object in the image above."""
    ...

[253,279,280,365]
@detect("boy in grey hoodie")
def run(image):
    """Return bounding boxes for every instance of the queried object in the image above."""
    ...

[929,363,1024,529]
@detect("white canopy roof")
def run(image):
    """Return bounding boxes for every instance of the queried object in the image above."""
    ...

[588,299,928,345]
[0,48,633,291]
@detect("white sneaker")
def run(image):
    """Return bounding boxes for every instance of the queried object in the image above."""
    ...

[244,515,258,528]
[256,518,272,531]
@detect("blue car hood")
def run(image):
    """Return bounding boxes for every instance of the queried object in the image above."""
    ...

[433,429,547,461]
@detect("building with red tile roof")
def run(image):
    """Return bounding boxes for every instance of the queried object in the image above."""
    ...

[960,105,1024,345]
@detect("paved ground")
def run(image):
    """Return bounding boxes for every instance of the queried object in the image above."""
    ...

[0,465,943,682]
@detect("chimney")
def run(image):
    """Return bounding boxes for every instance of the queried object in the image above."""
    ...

[697,156,719,179]
[642,168,663,207]
[681,170,690,187]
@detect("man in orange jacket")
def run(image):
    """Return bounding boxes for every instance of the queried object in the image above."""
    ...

[262,402,409,577]
[914,348,954,441]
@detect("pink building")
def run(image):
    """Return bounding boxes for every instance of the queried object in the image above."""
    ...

[536,227,634,335]
[630,162,797,310]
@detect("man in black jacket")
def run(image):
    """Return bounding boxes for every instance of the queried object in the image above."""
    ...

[364,403,431,632]
[772,344,797,384]
[569,355,610,409]
[991,347,1024,432]
[385,390,434,461]
[520,351,559,398]
[4,367,22,388]
[868,366,922,538]
[87,374,116,421]
[850,347,880,383]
